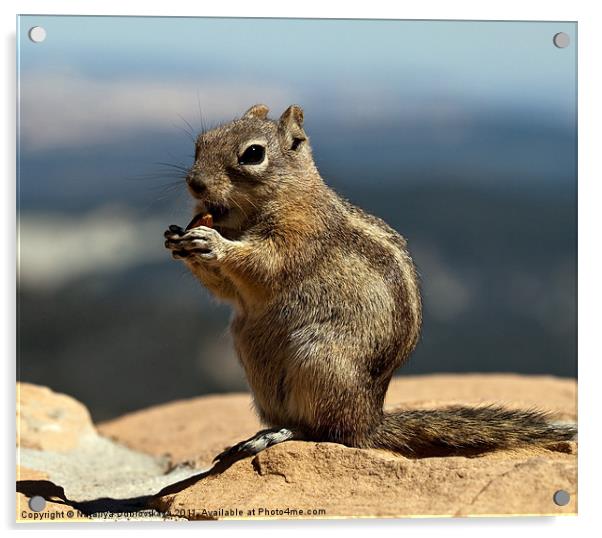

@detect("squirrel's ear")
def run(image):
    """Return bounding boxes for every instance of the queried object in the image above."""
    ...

[278,105,307,151]
[243,104,269,120]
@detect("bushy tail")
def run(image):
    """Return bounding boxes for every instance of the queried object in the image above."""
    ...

[370,405,576,456]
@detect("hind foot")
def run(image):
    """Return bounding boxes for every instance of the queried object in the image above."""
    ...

[213,427,297,463]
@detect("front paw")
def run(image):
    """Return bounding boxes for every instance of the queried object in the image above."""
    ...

[164,225,226,262]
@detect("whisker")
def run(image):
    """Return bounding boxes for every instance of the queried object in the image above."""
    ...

[126,171,187,181]
[154,162,190,173]
[197,89,207,134]
[230,198,250,222]
[140,185,190,215]
[177,113,198,139]
[239,192,259,212]
[147,179,187,192]
[172,123,196,144]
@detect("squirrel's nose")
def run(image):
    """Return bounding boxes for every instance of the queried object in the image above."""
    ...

[187,176,207,196]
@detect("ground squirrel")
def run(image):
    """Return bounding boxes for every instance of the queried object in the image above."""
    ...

[164,104,576,460]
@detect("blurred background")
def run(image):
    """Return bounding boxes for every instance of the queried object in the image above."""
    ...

[17,17,577,421]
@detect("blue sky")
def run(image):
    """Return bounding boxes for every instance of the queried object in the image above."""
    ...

[19,17,575,93]
[18,17,576,152]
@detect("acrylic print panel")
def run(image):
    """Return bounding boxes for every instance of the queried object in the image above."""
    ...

[16,16,577,521]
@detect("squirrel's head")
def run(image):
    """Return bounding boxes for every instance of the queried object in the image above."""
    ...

[186,104,316,233]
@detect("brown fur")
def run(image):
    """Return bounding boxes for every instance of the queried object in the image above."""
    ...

[165,104,576,456]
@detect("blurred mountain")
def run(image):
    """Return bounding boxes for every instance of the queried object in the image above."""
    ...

[18,109,575,212]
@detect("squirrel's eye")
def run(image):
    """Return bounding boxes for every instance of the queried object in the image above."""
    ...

[238,144,265,165]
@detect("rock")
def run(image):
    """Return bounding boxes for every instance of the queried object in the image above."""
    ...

[19,433,198,504]
[98,393,259,469]
[99,374,577,468]
[101,374,577,518]
[18,383,95,451]
[16,383,200,522]
[18,374,577,520]
[16,466,82,522]
[152,441,576,519]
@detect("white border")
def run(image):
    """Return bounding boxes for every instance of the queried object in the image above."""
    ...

[3,1,600,536]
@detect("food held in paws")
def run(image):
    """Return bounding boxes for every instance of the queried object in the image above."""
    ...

[185,212,213,231]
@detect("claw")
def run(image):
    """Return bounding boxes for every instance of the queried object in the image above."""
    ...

[165,225,185,239]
